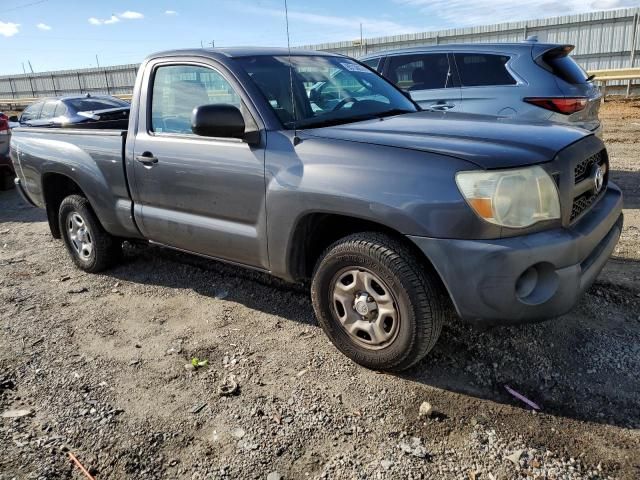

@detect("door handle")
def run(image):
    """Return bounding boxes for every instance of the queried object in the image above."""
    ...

[135,152,158,166]
[427,103,455,111]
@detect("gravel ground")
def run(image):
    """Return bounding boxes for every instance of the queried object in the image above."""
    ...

[1,100,639,479]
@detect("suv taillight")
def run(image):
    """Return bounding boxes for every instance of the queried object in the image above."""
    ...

[524,97,587,115]
[0,114,8,134]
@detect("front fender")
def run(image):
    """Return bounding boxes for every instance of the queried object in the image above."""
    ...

[264,132,492,279]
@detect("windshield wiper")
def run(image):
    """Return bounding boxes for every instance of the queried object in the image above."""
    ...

[294,109,415,130]
[371,108,415,119]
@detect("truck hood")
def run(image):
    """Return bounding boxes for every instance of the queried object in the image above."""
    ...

[302,110,590,169]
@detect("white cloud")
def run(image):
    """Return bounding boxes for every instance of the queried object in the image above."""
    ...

[0,21,20,37]
[120,10,144,19]
[37,22,52,31]
[89,11,144,26]
[393,0,640,28]
[240,5,418,37]
[104,15,120,24]
[165,10,178,15]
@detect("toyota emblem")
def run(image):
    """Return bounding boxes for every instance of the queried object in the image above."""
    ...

[593,165,604,194]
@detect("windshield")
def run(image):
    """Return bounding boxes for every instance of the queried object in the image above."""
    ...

[235,55,417,129]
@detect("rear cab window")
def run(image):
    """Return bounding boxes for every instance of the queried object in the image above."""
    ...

[543,53,589,84]
[453,53,516,87]
[385,53,453,91]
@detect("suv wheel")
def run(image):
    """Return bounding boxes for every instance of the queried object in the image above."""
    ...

[311,232,447,371]
[58,195,121,273]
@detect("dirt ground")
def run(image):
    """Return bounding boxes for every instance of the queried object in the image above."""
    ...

[1,101,639,480]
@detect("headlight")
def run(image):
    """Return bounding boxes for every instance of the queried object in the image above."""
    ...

[455,166,560,228]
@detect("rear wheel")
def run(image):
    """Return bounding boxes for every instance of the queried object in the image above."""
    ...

[311,232,447,371]
[58,195,121,273]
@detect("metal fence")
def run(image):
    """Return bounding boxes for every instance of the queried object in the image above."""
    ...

[1,6,639,101]
[0,64,139,100]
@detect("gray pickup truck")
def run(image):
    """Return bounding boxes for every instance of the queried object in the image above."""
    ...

[10,48,623,371]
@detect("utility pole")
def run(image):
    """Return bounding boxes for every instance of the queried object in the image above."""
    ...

[28,61,34,73]
[21,62,26,74]
[360,23,363,56]
[96,54,100,68]
[627,12,638,97]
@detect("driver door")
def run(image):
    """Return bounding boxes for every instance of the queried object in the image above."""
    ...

[129,60,268,269]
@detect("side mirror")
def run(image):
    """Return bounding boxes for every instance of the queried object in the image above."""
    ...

[191,104,246,139]
[9,115,18,122]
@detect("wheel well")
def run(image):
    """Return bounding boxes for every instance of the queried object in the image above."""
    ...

[42,173,85,239]
[289,213,441,284]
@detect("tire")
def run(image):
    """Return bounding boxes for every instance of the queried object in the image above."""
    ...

[311,232,447,371]
[58,194,122,273]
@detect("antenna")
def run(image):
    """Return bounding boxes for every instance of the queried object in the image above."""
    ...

[284,0,298,143]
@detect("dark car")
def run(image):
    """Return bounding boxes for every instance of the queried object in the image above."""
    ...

[0,112,13,189]
[18,94,130,129]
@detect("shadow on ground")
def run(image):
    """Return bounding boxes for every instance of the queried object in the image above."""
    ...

[0,188,45,224]
[105,241,640,431]
[3,187,639,431]
[610,169,639,209]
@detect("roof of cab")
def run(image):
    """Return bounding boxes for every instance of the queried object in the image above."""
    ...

[145,47,344,61]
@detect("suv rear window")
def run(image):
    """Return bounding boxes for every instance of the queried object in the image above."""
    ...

[453,53,516,87]
[543,53,589,84]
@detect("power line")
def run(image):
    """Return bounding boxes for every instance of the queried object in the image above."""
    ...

[5,0,50,13]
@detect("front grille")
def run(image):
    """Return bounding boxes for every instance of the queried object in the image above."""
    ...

[574,150,604,184]
[570,149,608,223]
[570,190,602,222]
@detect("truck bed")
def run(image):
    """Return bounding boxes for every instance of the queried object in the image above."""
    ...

[11,127,140,239]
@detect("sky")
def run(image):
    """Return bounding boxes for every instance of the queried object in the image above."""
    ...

[0,0,638,75]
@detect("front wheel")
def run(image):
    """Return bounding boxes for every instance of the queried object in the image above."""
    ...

[311,232,447,371]
[58,195,121,273]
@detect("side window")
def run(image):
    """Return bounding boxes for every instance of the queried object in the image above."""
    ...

[361,58,380,71]
[40,100,58,120]
[54,101,68,117]
[453,53,516,87]
[386,54,451,91]
[21,102,44,122]
[151,64,242,135]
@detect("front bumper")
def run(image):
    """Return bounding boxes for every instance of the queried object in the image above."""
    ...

[408,183,623,325]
